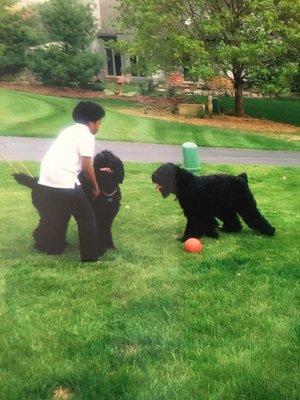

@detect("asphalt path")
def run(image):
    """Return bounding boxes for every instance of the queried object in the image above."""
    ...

[0,136,299,166]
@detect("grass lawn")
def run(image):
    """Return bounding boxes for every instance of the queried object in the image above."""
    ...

[0,161,299,400]
[0,89,299,151]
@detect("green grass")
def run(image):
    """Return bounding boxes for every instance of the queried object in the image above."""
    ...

[0,161,299,399]
[190,95,300,126]
[0,89,299,151]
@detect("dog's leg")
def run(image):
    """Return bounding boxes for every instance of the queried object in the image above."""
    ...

[218,211,242,233]
[239,208,275,236]
[180,218,197,242]
[181,215,218,241]
[238,191,275,236]
[34,214,70,254]
[32,185,71,254]
[33,218,49,253]
[94,212,108,257]
[95,203,119,255]
[106,225,115,250]
[97,222,116,255]
[202,216,219,238]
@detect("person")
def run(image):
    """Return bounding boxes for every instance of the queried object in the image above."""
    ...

[37,101,105,262]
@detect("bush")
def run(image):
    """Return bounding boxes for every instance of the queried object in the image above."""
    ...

[28,46,104,88]
[137,81,147,95]
[167,85,176,97]
[0,10,28,77]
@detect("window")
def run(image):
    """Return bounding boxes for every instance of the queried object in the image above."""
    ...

[100,35,122,76]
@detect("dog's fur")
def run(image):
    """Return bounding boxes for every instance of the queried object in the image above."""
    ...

[152,163,275,240]
[13,150,124,256]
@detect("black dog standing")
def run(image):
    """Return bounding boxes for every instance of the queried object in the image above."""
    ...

[152,163,275,241]
[13,150,124,258]
[79,150,124,256]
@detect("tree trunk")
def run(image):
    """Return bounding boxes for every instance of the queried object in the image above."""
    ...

[233,75,244,117]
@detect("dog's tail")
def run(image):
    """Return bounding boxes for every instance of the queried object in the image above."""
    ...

[13,173,38,189]
[238,172,248,183]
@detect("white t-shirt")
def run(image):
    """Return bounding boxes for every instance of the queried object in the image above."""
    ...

[38,123,95,188]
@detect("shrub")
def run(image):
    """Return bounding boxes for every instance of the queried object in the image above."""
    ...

[0,8,28,76]
[167,85,176,97]
[28,46,104,88]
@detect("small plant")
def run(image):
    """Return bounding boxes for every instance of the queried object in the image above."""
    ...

[197,107,206,118]
[167,85,176,97]
[83,81,104,91]
[138,82,148,95]
[147,78,156,94]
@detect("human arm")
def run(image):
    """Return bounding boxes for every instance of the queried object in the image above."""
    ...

[82,156,100,198]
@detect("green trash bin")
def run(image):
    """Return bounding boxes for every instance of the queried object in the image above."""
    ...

[212,98,221,114]
[182,142,200,175]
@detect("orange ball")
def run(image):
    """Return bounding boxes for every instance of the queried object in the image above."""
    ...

[184,238,203,253]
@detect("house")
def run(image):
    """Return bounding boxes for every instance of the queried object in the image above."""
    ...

[96,0,129,77]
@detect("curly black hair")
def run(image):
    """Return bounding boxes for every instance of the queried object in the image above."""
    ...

[72,101,105,124]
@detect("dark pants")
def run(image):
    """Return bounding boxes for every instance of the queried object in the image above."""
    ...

[35,184,98,261]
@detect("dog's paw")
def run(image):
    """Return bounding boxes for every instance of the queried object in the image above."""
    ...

[205,231,219,239]
[220,226,242,233]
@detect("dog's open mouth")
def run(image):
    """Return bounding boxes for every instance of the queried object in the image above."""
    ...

[155,184,163,193]
[155,184,169,198]
[99,167,113,173]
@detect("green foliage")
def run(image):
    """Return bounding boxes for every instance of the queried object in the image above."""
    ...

[137,78,158,95]
[291,65,300,93]
[27,47,103,88]
[21,3,49,47]
[0,0,29,76]
[39,0,97,53]
[27,0,103,88]
[118,0,300,114]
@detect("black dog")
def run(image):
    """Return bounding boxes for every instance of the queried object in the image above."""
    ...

[152,163,275,241]
[13,150,124,256]
[79,150,124,255]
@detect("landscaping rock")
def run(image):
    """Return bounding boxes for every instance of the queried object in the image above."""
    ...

[103,89,115,96]
[178,103,206,117]
[124,91,139,97]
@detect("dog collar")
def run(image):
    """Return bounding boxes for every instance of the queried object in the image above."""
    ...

[102,189,118,197]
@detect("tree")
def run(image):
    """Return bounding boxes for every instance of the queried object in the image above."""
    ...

[0,0,29,76]
[118,0,300,116]
[39,0,97,54]
[27,0,104,88]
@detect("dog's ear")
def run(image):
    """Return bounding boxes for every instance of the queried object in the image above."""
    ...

[237,172,248,183]
[115,162,125,184]
[104,150,124,184]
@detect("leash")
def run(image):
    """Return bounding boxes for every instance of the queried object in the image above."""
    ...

[0,139,34,177]
[0,151,20,174]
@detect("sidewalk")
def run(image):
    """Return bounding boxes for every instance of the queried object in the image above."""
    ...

[0,136,299,166]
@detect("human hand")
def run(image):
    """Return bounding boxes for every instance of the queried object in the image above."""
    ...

[92,187,100,199]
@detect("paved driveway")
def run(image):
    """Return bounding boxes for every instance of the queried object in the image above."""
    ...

[0,136,299,166]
